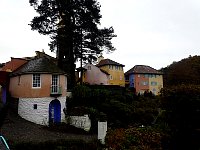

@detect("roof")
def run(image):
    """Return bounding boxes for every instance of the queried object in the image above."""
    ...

[96,59,125,67]
[0,63,5,68]
[125,65,163,75]
[11,57,65,76]
[78,64,110,75]
[100,69,110,75]
[2,58,27,72]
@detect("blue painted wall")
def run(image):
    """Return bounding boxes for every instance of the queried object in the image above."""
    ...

[2,86,6,104]
[129,74,134,88]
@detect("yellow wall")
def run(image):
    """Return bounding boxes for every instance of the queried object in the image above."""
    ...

[149,75,163,95]
[99,65,125,87]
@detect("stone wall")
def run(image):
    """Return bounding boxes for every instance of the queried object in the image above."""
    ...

[18,97,66,125]
[68,115,91,131]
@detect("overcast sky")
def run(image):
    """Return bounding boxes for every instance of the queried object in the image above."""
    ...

[1,0,200,71]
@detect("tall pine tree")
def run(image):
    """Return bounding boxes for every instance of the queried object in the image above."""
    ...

[29,0,116,89]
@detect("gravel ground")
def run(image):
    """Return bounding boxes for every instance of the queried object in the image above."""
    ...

[0,109,97,145]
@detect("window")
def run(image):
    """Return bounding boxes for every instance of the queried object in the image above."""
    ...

[32,74,41,88]
[109,65,114,70]
[88,66,91,70]
[110,75,113,80]
[115,66,118,70]
[120,75,123,80]
[145,74,149,78]
[151,74,156,78]
[141,81,148,86]
[125,76,129,80]
[33,104,37,109]
[52,75,59,93]
[138,74,140,77]
[151,81,157,86]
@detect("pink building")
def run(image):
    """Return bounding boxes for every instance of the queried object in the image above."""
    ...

[79,63,110,85]
[9,56,67,125]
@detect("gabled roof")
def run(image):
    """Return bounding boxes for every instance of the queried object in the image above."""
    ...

[11,57,65,76]
[125,65,163,75]
[96,59,125,67]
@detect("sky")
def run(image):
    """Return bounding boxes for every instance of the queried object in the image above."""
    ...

[1,0,200,72]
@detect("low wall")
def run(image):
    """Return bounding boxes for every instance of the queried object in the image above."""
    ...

[68,114,91,131]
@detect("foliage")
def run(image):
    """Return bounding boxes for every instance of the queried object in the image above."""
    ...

[72,85,92,99]
[161,55,200,86]
[105,127,162,150]
[67,85,161,128]
[29,0,116,89]
[29,0,116,63]
[159,85,200,149]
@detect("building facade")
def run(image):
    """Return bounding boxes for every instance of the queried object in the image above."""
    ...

[81,63,109,85]
[125,65,163,95]
[96,58,125,87]
[9,57,67,125]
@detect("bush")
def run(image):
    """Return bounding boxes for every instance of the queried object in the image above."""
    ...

[160,85,200,149]
[105,126,162,150]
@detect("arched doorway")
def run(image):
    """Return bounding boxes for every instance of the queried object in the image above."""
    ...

[49,99,61,124]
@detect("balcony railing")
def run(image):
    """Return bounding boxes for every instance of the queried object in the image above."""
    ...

[50,86,62,97]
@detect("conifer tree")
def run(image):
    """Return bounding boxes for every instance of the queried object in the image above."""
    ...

[29,0,116,89]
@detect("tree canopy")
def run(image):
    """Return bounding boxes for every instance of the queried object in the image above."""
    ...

[161,55,200,86]
[29,0,116,88]
[29,0,116,63]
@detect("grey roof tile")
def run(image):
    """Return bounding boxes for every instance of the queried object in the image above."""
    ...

[11,57,65,76]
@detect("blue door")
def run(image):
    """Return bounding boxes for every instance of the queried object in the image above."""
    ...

[49,99,61,124]
[2,86,6,104]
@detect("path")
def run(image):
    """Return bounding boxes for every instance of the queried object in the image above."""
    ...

[0,109,97,145]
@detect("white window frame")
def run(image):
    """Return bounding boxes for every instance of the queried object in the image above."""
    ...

[141,81,148,86]
[51,75,59,93]
[151,81,157,86]
[32,74,41,88]
[110,75,113,80]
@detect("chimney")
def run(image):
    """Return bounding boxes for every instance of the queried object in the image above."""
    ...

[35,50,45,58]
[97,55,104,63]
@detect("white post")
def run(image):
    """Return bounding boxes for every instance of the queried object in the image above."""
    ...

[98,121,107,144]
